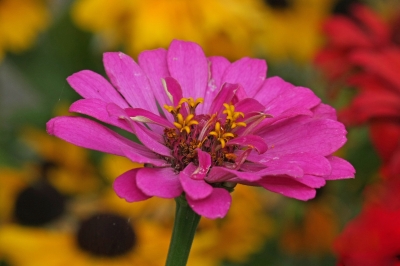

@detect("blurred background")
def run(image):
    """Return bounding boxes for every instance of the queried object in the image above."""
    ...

[1,0,399,265]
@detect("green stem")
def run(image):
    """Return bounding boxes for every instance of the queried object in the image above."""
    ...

[165,195,201,266]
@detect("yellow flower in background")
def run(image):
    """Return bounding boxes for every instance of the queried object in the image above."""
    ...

[0,0,49,61]
[72,0,337,63]
[22,127,100,195]
[71,0,265,60]
[261,0,335,63]
[0,169,30,225]
[0,218,169,266]
[101,155,273,266]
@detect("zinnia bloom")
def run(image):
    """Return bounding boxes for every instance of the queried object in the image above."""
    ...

[47,39,355,219]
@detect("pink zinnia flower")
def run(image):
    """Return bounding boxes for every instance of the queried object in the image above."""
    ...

[47,40,355,219]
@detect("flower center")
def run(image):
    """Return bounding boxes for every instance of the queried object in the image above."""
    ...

[14,180,65,226]
[163,97,247,172]
[76,213,136,257]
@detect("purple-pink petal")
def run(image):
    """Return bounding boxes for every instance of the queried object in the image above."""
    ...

[325,156,356,180]
[191,149,212,180]
[258,176,317,200]
[258,117,347,157]
[186,188,232,219]
[179,164,213,200]
[69,98,133,132]
[107,103,171,157]
[312,103,338,120]
[138,48,171,108]
[221,57,267,97]
[201,56,231,113]
[125,107,174,128]
[47,116,142,157]
[208,83,239,115]
[103,52,158,114]
[227,135,268,154]
[67,70,129,108]
[120,146,170,167]
[163,76,184,106]
[167,40,208,100]
[113,168,151,202]
[136,167,183,198]
[234,98,265,114]
[206,166,263,183]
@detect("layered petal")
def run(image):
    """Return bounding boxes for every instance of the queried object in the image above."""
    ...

[136,167,182,198]
[221,57,267,97]
[179,164,213,200]
[113,168,151,202]
[167,40,208,100]
[186,188,232,219]
[67,70,129,108]
[103,52,158,114]
[258,176,316,200]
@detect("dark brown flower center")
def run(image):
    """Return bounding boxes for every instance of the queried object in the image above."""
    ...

[13,180,65,226]
[76,213,136,257]
[263,0,291,9]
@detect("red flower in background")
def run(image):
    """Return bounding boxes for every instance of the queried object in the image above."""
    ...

[316,4,400,178]
[315,4,399,83]
[334,178,400,266]
[340,48,400,178]
[334,204,400,266]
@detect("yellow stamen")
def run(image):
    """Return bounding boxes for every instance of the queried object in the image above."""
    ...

[173,113,199,134]
[179,97,204,114]
[223,103,247,129]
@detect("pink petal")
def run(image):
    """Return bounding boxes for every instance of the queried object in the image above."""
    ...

[208,83,239,115]
[136,167,182,198]
[69,98,133,132]
[179,164,213,200]
[46,116,144,157]
[138,48,171,107]
[103,52,158,114]
[186,188,232,219]
[107,103,171,157]
[312,103,338,120]
[167,40,208,100]
[255,77,294,107]
[249,152,332,177]
[121,146,169,167]
[206,166,263,183]
[258,107,313,128]
[295,175,326,188]
[221,57,267,97]
[191,149,211,180]
[227,135,268,154]
[264,86,321,117]
[258,176,316,200]
[258,117,347,156]
[125,107,174,128]
[113,168,151,202]
[201,56,231,113]
[325,156,356,180]
[163,76,184,106]
[67,70,129,108]
[234,98,265,114]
